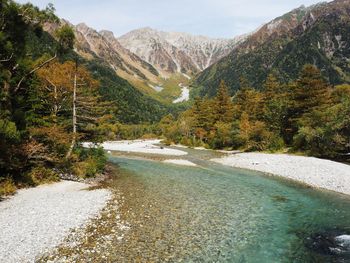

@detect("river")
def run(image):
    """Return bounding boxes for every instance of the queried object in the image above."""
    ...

[173,83,190,103]
[102,147,350,262]
[44,147,350,262]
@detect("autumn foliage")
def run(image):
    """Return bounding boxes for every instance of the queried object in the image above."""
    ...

[162,65,350,158]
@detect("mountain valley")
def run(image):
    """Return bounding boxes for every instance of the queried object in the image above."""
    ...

[194,0,350,96]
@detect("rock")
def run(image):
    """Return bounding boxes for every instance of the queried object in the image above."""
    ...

[306,230,350,258]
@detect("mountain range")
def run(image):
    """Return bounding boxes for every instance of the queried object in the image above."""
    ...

[44,0,350,115]
[119,27,246,77]
[50,22,246,102]
[194,0,350,96]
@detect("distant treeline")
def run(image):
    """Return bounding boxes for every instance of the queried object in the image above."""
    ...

[160,65,350,160]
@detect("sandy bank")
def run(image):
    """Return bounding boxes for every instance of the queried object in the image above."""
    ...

[83,140,187,156]
[0,181,111,263]
[211,153,350,195]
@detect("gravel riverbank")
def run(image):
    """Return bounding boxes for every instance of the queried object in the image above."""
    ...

[163,159,197,166]
[212,153,350,195]
[83,140,188,156]
[0,181,111,263]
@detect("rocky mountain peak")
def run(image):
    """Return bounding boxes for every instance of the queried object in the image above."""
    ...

[118,27,248,75]
[76,23,92,33]
[99,30,115,39]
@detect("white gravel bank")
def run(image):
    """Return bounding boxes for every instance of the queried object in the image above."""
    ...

[163,159,197,167]
[211,153,350,195]
[83,140,187,156]
[0,181,111,263]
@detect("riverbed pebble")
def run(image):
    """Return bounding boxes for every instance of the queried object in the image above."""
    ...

[0,181,111,263]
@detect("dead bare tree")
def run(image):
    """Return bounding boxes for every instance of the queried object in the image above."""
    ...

[66,62,78,159]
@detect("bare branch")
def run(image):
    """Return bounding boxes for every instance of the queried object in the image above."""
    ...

[0,53,13,62]
[15,54,57,93]
[44,85,52,92]
[45,78,57,89]
[18,7,30,17]
[12,63,19,71]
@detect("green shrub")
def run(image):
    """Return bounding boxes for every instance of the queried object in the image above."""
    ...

[72,146,107,178]
[180,137,192,147]
[72,158,101,178]
[268,135,285,151]
[85,157,99,177]
[0,178,16,196]
[72,162,88,178]
[28,166,59,185]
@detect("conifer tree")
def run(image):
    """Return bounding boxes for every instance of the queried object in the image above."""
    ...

[233,80,262,121]
[293,64,331,118]
[213,80,233,123]
[262,74,290,140]
[263,74,281,100]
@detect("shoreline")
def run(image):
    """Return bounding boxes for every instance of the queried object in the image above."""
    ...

[90,139,350,196]
[211,153,350,196]
[0,181,112,263]
[83,140,188,156]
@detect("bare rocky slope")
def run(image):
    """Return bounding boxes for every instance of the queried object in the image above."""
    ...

[74,23,160,84]
[118,27,247,77]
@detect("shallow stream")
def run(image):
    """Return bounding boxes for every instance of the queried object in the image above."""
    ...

[104,148,350,262]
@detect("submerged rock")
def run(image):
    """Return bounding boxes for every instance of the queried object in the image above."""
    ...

[306,230,350,259]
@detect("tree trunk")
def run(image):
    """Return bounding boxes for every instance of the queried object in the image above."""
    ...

[66,67,77,159]
[53,84,58,124]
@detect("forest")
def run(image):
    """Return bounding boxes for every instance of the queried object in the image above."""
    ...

[161,66,350,159]
[0,1,116,195]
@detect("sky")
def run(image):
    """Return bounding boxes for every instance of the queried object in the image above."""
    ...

[16,0,330,38]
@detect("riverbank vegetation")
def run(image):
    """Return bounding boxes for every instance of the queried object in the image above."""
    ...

[161,65,350,160]
[0,1,110,194]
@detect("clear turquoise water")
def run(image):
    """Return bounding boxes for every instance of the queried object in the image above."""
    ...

[108,150,350,262]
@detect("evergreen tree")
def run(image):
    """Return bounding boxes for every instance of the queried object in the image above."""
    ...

[262,74,290,145]
[233,85,262,121]
[293,64,331,118]
[213,80,233,123]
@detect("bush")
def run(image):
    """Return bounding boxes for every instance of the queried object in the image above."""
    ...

[28,166,59,185]
[0,178,16,196]
[85,157,100,177]
[72,161,88,178]
[72,146,107,178]
[141,133,158,139]
[268,135,285,151]
[73,158,102,178]
[180,137,192,147]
